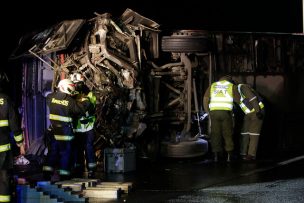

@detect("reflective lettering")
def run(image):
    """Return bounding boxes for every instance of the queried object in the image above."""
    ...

[51,98,69,106]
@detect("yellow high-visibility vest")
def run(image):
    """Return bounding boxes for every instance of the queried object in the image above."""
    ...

[209,81,233,111]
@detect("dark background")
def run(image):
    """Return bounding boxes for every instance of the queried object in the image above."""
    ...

[2,0,304,159]
[3,0,302,63]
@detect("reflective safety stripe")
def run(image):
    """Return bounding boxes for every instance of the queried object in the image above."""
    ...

[14,133,23,142]
[42,166,54,172]
[49,114,72,122]
[58,169,70,175]
[0,195,11,202]
[54,135,74,141]
[211,97,233,102]
[259,102,264,109]
[74,116,95,132]
[0,144,11,152]
[74,126,93,132]
[248,133,260,136]
[209,103,233,110]
[0,120,8,127]
[88,162,97,169]
[239,103,252,114]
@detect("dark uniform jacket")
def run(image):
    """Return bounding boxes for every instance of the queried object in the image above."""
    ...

[46,91,90,139]
[238,84,263,113]
[0,92,23,149]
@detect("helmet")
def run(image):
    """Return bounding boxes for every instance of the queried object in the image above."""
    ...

[57,79,76,95]
[70,73,85,83]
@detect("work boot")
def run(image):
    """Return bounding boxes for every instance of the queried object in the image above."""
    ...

[43,172,52,181]
[227,152,232,162]
[240,154,247,160]
[213,152,219,162]
[244,155,256,161]
[227,151,235,162]
[88,171,95,179]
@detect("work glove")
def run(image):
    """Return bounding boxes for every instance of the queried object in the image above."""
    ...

[256,111,264,120]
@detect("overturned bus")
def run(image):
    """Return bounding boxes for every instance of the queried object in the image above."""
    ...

[11,8,304,162]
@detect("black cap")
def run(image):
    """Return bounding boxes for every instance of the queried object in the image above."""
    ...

[219,74,232,82]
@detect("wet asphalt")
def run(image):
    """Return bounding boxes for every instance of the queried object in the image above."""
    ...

[15,152,304,203]
[95,153,304,203]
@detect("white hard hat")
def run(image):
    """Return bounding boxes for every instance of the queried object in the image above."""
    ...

[70,73,85,83]
[57,79,76,95]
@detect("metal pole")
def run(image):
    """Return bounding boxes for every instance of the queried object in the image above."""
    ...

[193,78,202,137]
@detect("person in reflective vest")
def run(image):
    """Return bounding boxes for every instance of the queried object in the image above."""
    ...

[236,82,265,161]
[203,75,240,162]
[70,73,97,178]
[43,78,90,181]
[0,72,25,203]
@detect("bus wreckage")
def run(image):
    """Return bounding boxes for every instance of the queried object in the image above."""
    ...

[12,8,304,161]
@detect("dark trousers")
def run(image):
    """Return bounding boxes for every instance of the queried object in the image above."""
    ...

[44,138,73,177]
[209,110,234,153]
[240,111,264,157]
[74,130,96,173]
[0,151,13,202]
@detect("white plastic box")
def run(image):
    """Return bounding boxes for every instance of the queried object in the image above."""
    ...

[104,148,136,173]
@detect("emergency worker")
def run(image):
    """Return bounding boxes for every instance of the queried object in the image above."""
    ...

[203,75,240,162]
[235,81,265,161]
[43,78,90,181]
[70,73,97,178]
[0,72,25,202]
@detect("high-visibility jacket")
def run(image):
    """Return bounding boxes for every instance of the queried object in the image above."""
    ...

[0,92,23,203]
[74,91,96,133]
[209,80,234,111]
[238,84,264,114]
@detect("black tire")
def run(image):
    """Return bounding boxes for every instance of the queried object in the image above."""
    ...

[160,138,208,158]
[137,130,161,161]
[161,36,212,53]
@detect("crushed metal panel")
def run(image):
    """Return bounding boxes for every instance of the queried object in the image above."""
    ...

[35,19,86,55]
[11,19,85,58]
[120,8,160,29]
[10,30,49,59]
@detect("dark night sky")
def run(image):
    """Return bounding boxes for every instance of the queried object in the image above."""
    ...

[3,0,303,64]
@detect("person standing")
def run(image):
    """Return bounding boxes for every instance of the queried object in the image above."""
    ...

[70,73,97,178]
[43,78,90,181]
[203,75,240,162]
[235,82,265,161]
[0,72,25,203]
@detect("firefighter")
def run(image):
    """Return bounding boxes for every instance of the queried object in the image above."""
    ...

[42,78,90,181]
[0,72,25,202]
[203,75,240,162]
[70,73,97,178]
[235,81,265,161]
